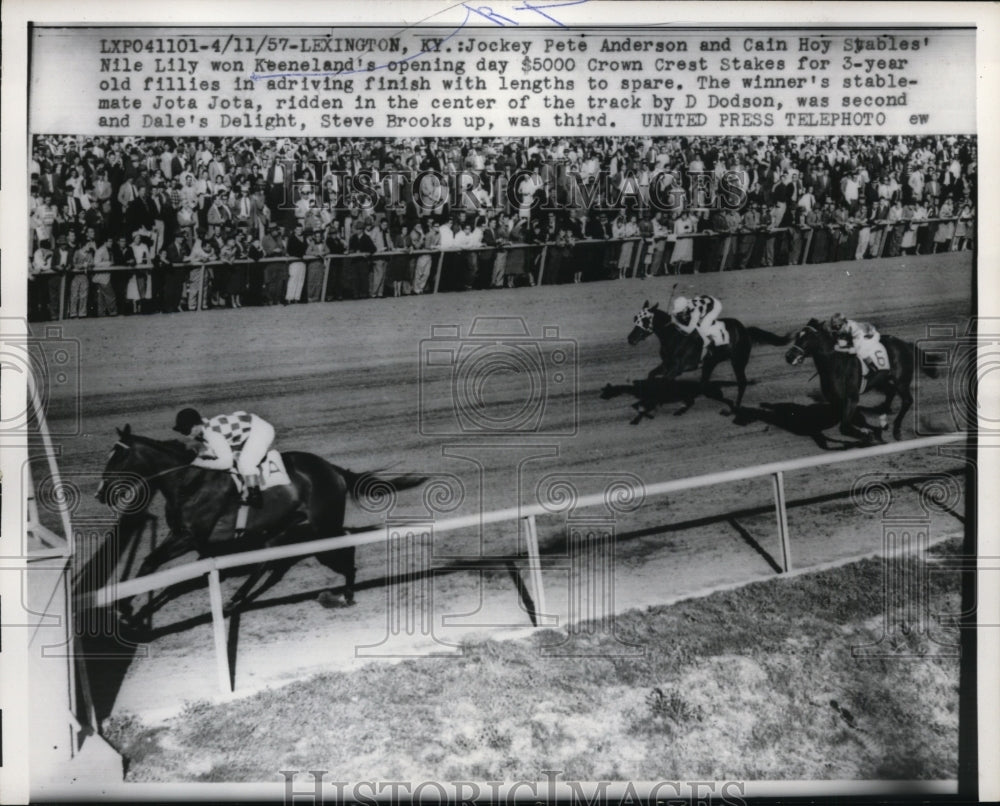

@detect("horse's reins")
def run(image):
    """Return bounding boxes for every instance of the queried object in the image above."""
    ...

[114,440,194,481]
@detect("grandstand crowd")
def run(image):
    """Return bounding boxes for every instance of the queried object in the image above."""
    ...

[28,133,976,319]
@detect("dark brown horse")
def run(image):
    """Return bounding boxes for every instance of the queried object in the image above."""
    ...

[627,300,790,415]
[96,425,425,621]
[785,318,938,441]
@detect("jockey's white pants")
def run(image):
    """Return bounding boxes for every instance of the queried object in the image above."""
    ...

[237,417,275,476]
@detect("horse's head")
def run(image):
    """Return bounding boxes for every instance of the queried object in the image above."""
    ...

[628,300,661,346]
[95,425,195,513]
[785,319,830,365]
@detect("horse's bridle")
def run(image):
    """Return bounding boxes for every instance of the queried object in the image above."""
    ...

[786,324,818,362]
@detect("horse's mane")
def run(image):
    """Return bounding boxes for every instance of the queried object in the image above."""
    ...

[127,432,197,460]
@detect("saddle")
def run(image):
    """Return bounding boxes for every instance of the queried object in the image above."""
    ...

[229,450,292,534]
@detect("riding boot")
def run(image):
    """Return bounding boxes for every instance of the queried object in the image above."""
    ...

[245,474,263,508]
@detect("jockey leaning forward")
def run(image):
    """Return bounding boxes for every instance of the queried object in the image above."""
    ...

[828,312,888,376]
[670,294,729,362]
[173,408,275,507]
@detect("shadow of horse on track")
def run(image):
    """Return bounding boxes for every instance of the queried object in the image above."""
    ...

[601,378,755,424]
[730,394,891,450]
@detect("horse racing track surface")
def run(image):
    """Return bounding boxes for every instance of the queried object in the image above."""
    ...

[39,251,971,725]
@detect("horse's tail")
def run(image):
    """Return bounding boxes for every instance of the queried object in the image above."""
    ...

[341,468,429,506]
[747,326,792,346]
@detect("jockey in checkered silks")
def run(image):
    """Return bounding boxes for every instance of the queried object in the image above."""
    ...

[669,294,727,363]
[173,407,276,507]
[828,312,885,376]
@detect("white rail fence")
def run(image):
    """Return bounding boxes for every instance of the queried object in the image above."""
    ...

[88,432,967,692]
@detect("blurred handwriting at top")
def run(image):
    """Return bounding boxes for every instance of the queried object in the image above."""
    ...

[462,0,590,27]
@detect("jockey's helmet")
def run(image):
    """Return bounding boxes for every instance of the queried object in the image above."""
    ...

[173,407,204,435]
[829,312,847,331]
[671,296,689,314]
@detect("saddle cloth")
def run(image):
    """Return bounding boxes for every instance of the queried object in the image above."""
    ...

[229,449,291,495]
[705,321,730,346]
[834,343,889,394]
[231,450,291,535]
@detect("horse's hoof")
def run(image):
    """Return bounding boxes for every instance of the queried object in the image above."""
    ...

[317,590,350,609]
[117,616,148,643]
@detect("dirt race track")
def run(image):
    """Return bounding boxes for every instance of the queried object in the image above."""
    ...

[38,251,972,720]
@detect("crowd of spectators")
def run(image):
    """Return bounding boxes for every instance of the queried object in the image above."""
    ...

[28,133,976,320]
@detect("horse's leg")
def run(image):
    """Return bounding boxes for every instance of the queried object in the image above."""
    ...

[840,394,875,442]
[119,532,195,624]
[315,547,357,608]
[696,356,719,410]
[225,558,298,614]
[223,561,272,613]
[731,358,749,413]
[672,375,697,416]
[125,588,177,626]
[892,384,913,441]
[731,335,753,413]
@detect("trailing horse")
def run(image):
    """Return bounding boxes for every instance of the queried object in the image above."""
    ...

[626,300,790,415]
[96,425,426,622]
[784,318,938,441]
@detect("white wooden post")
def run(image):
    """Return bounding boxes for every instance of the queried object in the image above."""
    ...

[522,515,548,625]
[206,569,231,692]
[772,471,792,572]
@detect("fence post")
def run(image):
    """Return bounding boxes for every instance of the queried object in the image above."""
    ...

[320,256,331,302]
[59,275,67,321]
[433,250,445,294]
[207,568,232,692]
[195,263,208,311]
[718,234,732,271]
[537,244,549,286]
[801,227,813,265]
[522,515,548,626]
[771,471,792,572]
[878,224,890,257]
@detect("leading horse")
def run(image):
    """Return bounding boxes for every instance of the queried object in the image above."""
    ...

[785,318,938,441]
[627,300,790,414]
[96,425,426,621]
